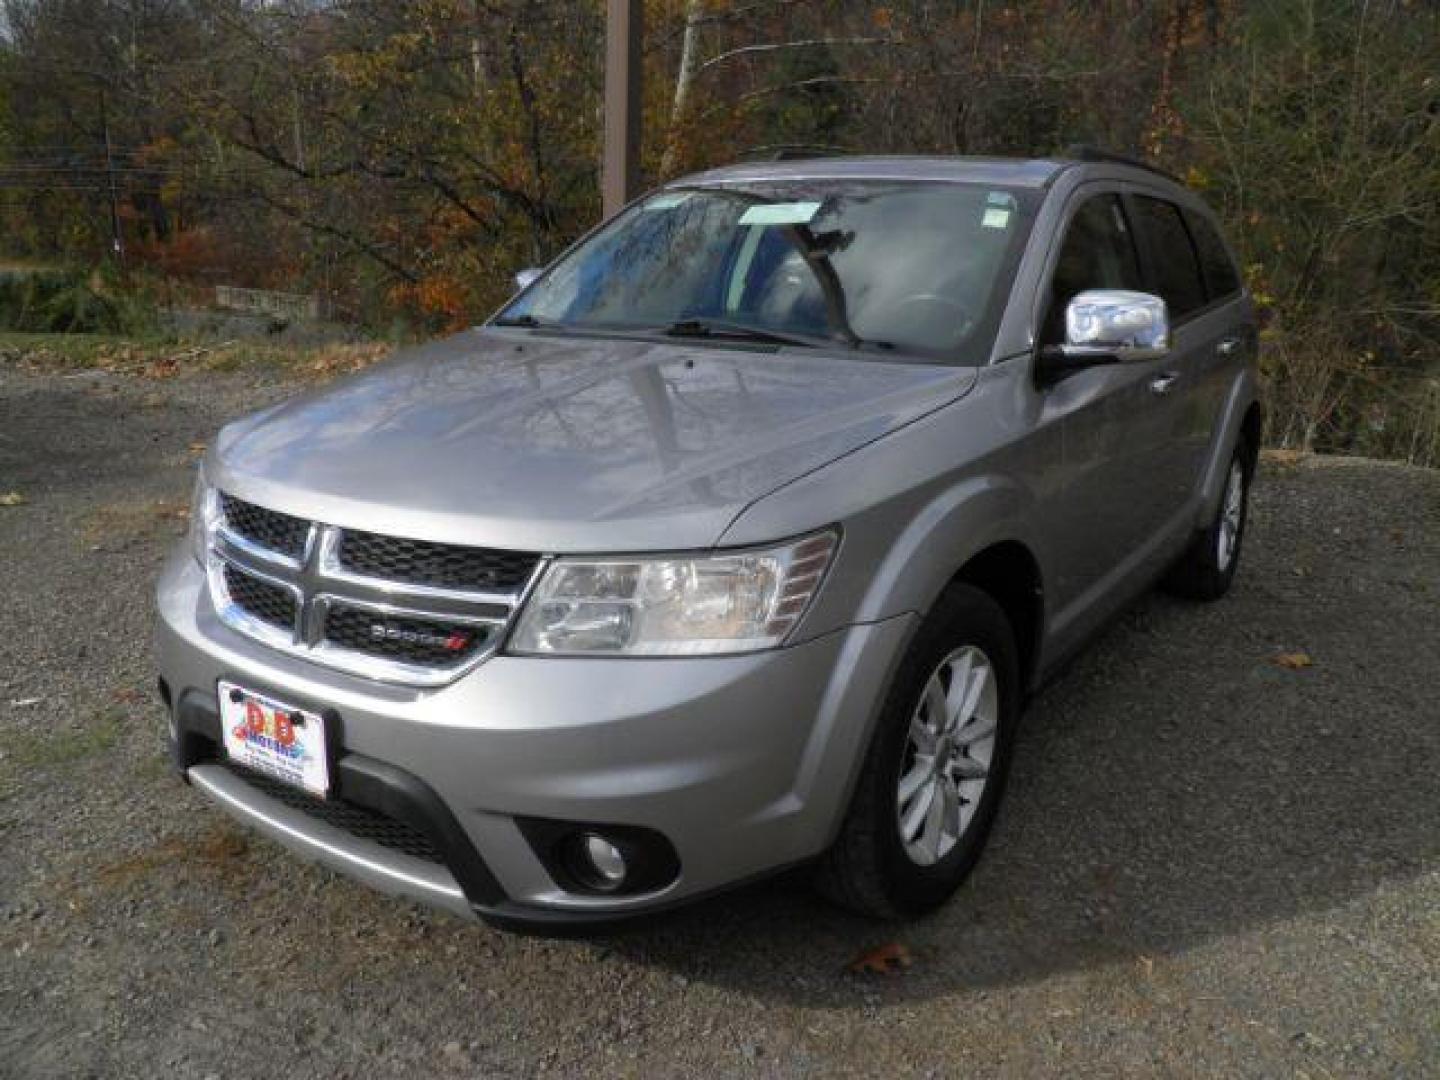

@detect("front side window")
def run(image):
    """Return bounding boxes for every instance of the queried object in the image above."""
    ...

[1041,194,1143,344]
[1131,195,1207,319]
[499,181,1038,363]
[1185,210,1243,300]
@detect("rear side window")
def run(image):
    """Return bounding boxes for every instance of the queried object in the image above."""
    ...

[1185,210,1243,300]
[1041,194,1144,344]
[1131,195,1206,319]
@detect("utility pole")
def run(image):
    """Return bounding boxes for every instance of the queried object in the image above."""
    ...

[602,0,643,218]
[99,91,125,268]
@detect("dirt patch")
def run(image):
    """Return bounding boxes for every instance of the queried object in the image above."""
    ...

[78,498,190,551]
[91,827,254,893]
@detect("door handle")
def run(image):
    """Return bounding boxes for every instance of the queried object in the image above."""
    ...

[1149,372,1181,396]
[1216,337,1241,357]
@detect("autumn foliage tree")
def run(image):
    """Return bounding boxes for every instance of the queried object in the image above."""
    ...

[0,0,1436,459]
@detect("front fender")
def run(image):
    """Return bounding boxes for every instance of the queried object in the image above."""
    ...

[720,368,1047,646]
[846,474,1036,626]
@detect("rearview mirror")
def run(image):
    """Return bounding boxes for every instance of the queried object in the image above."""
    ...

[514,267,542,292]
[1039,289,1170,376]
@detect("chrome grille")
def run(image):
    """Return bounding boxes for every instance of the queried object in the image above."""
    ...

[207,492,543,686]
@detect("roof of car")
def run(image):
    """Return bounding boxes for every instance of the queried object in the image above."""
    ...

[674,156,1071,190]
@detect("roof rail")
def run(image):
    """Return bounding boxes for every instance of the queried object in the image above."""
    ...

[1062,144,1181,183]
[736,143,850,163]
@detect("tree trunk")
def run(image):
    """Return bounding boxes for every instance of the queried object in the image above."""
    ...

[659,0,704,178]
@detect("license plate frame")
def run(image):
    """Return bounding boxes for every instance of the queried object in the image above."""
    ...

[218,681,332,798]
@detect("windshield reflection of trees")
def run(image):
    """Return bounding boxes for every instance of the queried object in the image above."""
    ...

[520,183,1009,358]
[545,190,870,344]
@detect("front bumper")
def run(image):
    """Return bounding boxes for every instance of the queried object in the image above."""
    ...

[155,547,913,923]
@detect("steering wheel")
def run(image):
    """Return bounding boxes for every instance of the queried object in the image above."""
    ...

[890,293,974,337]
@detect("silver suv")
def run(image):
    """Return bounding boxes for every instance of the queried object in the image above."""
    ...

[156,153,1260,923]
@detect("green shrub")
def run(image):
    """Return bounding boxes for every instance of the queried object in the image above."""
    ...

[0,266,163,334]
[0,268,122,332]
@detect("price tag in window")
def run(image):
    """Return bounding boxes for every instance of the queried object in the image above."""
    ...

[983,191,1016,230]
[739,201,821,226]
[643,192,691,211]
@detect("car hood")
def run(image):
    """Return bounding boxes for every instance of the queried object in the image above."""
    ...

[211,328,976,552]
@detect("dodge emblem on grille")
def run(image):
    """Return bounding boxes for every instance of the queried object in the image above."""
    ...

[369,623,472,651]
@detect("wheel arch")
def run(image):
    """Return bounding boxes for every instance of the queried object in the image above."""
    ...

[1240,401,1263,475]
[840,475,1047,692]
[948,540,1045,695]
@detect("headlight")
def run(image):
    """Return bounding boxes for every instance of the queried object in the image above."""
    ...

[188,470,219,566]
[509,530,838,656]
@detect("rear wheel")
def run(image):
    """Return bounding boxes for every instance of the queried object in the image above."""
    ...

[817,584,1019,918]
[1164,439,1252,601]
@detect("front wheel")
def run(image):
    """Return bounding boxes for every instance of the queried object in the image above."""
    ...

[816,584,1019,918]
[1163,439,1253,601]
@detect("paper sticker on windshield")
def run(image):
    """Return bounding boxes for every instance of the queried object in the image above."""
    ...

[739,201,821,226]
[643,192,691,211]
[984,191,1016,228]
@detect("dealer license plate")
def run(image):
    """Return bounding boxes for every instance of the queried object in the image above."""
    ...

[218,681,331,797]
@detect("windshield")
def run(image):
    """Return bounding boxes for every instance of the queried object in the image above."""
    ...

[497,180,1037,362]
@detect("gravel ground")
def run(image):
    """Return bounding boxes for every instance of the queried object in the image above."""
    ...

[2,359,1438,1078]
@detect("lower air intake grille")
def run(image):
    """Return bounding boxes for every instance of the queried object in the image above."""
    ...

[224,564,297,632]
[221,760,442,864]
[323,606,492,668]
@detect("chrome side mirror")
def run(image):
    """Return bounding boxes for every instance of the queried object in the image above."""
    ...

[513,266,542,292]
[1060,289,1170,363]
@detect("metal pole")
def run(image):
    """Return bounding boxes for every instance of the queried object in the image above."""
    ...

[602,0,643,218]
[100,91,125,267]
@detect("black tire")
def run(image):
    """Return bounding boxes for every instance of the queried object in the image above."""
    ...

[816,583,1020,918]
[1163,438,1254,601]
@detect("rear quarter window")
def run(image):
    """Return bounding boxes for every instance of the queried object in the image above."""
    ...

[1131,195,1207,319]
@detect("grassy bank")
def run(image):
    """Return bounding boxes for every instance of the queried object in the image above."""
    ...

[0,331,392,380]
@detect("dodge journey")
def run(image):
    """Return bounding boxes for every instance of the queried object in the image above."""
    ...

[155,151,1260,923]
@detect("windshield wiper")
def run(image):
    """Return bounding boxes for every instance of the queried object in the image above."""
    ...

[849,336,899,353]
[666,319,904,355]
[497,315,900,353]
[661,319,821,348]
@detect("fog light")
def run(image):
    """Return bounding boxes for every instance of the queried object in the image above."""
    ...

[519,817,680,896]
[582,834,627,888]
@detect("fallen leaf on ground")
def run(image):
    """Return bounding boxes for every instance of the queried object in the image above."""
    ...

[847,941,913,976]
[1260,448,1307,471]
[1272,651,1313,670]
[0,491,25,506]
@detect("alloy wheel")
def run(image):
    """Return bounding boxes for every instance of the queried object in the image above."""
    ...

[896,645,998,867]
[1217,458,1245,570]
